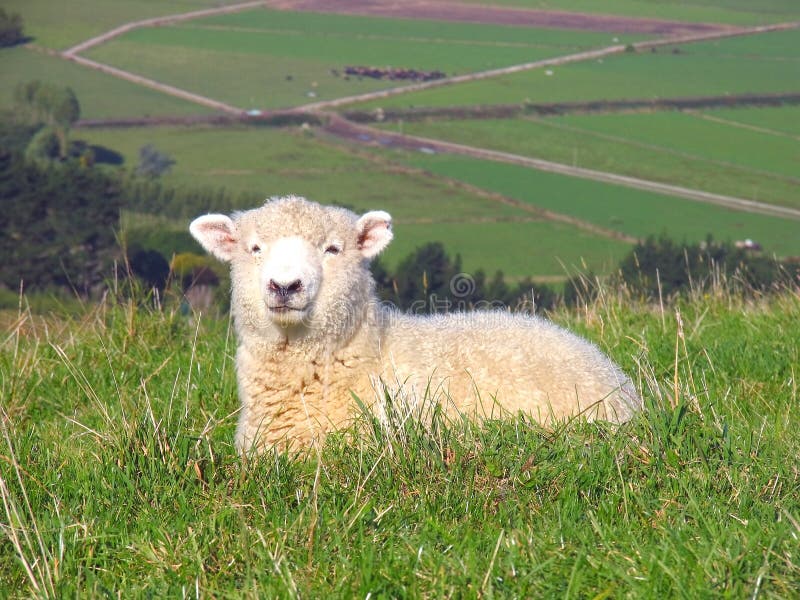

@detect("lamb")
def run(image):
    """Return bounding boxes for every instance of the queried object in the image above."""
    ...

[190,196,641,453]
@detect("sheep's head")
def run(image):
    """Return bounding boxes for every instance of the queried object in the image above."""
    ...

[189,196,392,338]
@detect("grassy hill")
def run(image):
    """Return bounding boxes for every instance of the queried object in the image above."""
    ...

[4,1,796,281]
[2,286,798,596]
[3,2,800,596]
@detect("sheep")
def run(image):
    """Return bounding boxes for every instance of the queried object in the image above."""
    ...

[190,196,641,453]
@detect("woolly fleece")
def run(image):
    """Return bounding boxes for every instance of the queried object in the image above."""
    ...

[190,196,641,452]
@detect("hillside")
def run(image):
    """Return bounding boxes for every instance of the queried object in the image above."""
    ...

[2,0,797,283]
[2,1,800,595]
[1,288,798,596]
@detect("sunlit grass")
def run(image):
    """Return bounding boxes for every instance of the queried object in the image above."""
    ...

[2,280,798,596]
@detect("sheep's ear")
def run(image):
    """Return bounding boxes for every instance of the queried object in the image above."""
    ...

[189,214,238,262]
[356,210,393,259]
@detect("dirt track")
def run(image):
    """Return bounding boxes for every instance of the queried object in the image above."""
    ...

[264,0,731,35]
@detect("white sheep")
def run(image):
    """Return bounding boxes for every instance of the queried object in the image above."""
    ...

[190,196,641,453]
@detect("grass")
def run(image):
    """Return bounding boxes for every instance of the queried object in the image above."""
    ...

[451,0,800,25]
[382,110,800,210]
[83,9,644,111]
[2,0,236,50]
[0,48,211,120]
[394,153,800,258]
[387,219,630,278]
[701,104,800,137]
[2,283,799,596]
[77,124,629,278]
[353,28,800,110]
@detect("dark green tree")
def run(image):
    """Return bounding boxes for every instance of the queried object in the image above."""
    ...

[23,126,60,163]
[0,8,24,47]
[136,144,176,177]
[128,248,170,292]
[391,242,458,309]
[14,81,80,158]
[0,149,123,295]
[618,234,786,298]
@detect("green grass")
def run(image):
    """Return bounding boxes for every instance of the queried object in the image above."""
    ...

[383,110,800,210]
[394,153,800,258]
[2,0,234,50]
[79,124,626,277]
[702,104,800,136]
[76,124,521,220]
[0,48,210,119]
[354,28,800,110]
[452,0,800,25]
[2,286,798,596]
[388,220,629,278]
[553,110,800,179]
[83,9,644,111]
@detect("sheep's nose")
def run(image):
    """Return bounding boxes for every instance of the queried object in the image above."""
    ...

[269,279,303,298]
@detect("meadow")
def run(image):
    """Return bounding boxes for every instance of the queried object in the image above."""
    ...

[1,48,209,120]
[83,9,644,111]
[397,153,800,258]
[2,286,798,596]
[78,124,625,278]
[703,104,800,136]
[453,0,800,25]
[353,28,800,109]
[3,2,800,597]
[383,108,800,210]
[1,0,234,50]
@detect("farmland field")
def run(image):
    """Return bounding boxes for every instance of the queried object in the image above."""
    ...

[353,28,800,110]
[387,219,630,278]
[550,111,800,179]
[452,0,800,25]
[1,48,210,119]
[1,0,235,50]
[383,110,800,209]
[83,9,645,111]
[701,105,800,137]
[5,1,800,597]
[78,125,626,277]
[398,153,800,257]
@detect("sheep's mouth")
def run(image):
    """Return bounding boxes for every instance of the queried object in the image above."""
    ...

[267,303,309,316]
[268,305,305,313]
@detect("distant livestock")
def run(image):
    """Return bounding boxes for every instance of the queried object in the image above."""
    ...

[190,196,641,453]
[341,65,446,82]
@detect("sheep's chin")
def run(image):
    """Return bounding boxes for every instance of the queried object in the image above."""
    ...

[266,305,309,326]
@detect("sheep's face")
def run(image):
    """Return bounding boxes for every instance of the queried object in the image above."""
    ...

[190,196,392,334]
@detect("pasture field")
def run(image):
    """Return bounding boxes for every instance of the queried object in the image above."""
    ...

[550,110,800,179]
[353,28,800,110]
[0,48,209,119]
[397,153,800,257]
[702,105,800,137]
[387,220,629,278]
[83,9,644,111]
[384,110,800,210]
[79,125,624,277]
[1,0,234,50]
[76,125,524,221]
[452,0,800,25]
[2,288,798,596]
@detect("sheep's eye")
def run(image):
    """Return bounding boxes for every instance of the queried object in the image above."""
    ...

[250,244,261,255]
[324,244,341,255]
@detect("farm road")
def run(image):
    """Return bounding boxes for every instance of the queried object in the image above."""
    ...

[60,0,800,220]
